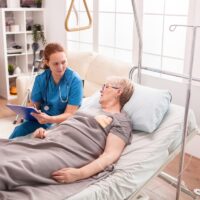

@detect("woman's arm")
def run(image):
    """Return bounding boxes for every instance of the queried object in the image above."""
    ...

[51,133,126,183]
[31,104,79,124]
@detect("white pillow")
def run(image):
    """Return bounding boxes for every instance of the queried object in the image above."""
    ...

[123,84,172,132]
[80,84,172,133]
[80,92,101,111]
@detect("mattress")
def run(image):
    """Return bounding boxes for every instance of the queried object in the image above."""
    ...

[67,104,199,200]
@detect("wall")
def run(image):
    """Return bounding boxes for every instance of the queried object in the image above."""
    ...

[44,0,67,45]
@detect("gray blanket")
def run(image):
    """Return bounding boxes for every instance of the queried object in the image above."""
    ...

[0,111,132,200]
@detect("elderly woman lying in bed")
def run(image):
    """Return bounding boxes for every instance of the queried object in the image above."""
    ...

[0,76,133,197]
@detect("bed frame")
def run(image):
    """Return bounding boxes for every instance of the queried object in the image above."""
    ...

[127,128,199,200]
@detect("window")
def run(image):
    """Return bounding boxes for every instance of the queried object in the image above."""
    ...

[66,0,135,63]
[66,0,94,51]
[143,0,189,76]
[66,0,192,77]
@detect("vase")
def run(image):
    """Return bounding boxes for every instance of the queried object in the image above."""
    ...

[7,0,20,8]
[14,66,21,75]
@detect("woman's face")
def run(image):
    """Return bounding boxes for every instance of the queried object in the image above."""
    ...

[99,83,121,105]
[47,52,68,77]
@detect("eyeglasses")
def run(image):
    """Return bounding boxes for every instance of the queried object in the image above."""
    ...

[102,84,120,91]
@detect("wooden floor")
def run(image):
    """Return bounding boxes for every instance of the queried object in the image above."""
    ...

[0,97,200,199]
[164,154,200,190]
[0,98,17,118]
[143,176,194,200]
[143,154,200,200]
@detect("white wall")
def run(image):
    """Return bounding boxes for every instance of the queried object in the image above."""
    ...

[44,0,67,46]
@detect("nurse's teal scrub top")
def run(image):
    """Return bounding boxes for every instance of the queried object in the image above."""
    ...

[31,67,83,116]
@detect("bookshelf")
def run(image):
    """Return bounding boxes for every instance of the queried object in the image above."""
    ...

[0,8,45,99]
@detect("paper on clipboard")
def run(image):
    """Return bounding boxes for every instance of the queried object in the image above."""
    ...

[6,104,39,121]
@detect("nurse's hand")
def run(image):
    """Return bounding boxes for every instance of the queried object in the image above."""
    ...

[33,128,47,139]
[31,112,51,124]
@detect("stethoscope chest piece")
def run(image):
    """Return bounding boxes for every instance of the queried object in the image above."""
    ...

[44,105,50,111]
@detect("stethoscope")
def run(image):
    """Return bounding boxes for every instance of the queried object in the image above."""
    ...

[43,72,69,111]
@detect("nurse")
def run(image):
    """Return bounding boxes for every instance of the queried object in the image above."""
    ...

[9,42,83,139]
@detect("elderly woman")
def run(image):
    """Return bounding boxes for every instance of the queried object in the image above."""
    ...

[0,76,134,199]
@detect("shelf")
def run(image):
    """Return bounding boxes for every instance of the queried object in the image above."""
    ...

[2,8,45,12]
[7,53,26,56]
[8,74,18,78]
[8,72,33,78]
[6,31,26,35]
[27,51,40,55]
[8,94,18,100]
[0,8,45,99]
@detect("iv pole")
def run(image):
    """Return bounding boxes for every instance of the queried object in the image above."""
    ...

[130,0,143,83]
[169,24,200,200]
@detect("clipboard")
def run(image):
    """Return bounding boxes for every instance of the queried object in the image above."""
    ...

[6,104,39,121]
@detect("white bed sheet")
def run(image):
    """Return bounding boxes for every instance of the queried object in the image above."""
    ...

[67,104,199,200]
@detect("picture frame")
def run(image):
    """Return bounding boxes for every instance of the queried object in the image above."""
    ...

[0,0,7,8]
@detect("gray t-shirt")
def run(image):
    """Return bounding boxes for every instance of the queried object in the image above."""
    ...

[61,108,133,145]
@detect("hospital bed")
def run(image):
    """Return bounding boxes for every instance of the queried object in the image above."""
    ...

[66,103,198,200]
[12,78,200,200]
[15,53,199,199]
[15,51,200,200]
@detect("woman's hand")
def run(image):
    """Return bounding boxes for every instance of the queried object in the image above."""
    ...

[31,112,52,124]
[52,168,83,184]
[33,128,46,139]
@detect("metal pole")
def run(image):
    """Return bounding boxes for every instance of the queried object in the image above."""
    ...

[130,65,200,82]
[131,0,143,83]
[170,25,199,200]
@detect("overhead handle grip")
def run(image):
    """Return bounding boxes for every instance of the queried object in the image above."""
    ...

[65,0,92,32]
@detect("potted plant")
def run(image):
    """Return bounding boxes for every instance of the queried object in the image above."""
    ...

[35,0,42,8]
[8,64,14,75]
[32,24,46,50]
[32,24,46,66]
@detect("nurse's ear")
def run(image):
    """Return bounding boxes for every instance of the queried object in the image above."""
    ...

[43,59,50,69]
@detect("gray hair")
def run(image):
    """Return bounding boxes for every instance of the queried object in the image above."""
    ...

[106,76,134,108]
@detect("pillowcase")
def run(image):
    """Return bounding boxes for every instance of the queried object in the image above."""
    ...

[80,92,101,111]
[79,84,172,133]
[123,84,172,133]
